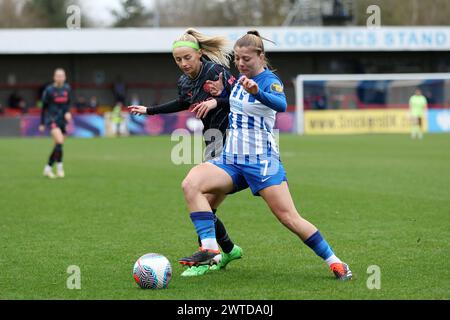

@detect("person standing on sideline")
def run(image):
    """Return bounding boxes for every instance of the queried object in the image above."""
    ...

[409,88,427,139]
[112,102,124,137]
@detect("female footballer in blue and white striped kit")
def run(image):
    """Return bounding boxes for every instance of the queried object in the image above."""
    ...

[180,30,352,280]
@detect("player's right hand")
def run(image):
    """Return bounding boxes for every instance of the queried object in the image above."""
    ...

[128,105,147,115]
[39,124,45,133]
[238,75,259,95]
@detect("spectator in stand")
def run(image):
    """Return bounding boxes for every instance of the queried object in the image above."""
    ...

[113,76,127,105]
[8,91,20,109]
[130,93,141,107]
[8,91,28,113]
[424,90,435,105]
[88,96,98,113]
[75,95,88,114]
[314,95,326,110]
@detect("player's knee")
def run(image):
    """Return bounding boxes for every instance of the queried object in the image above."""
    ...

[181,178,189,194]
[181,176,201,198]
[54,135,64,144]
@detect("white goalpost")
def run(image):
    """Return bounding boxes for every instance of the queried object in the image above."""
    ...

[295,73,450,135]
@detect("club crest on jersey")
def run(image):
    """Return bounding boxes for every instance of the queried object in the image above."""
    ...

[271,83,283,93]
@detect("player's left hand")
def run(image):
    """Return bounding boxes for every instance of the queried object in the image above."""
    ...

[191,99,218,119]
[238,76,259,95]
[64,112,72,122]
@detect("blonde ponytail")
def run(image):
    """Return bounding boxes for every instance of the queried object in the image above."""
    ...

[174,28,232,68]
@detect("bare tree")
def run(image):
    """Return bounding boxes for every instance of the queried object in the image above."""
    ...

[0,0,91,28]
[3,0,449,29]
[111,0,153,27]
[156,0,291,27]
[22,0,81,27]
[0,0,24,28]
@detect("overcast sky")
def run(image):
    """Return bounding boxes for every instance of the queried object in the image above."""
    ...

[79,0,155,27]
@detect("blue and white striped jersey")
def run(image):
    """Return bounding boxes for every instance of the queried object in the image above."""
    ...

[224,68,287,161]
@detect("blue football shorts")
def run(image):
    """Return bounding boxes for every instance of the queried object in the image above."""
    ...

[209,154,288,196]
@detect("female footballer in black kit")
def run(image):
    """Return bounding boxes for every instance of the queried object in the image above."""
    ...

[40,68,72,179]
[128,28,243,277]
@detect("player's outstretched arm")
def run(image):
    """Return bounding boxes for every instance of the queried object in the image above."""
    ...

[128,100,189,116]
[39,104,48,132]
[239,75,287,112]
[40,88,50,132]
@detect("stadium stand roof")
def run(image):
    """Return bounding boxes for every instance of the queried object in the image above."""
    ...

[0,27,449,54]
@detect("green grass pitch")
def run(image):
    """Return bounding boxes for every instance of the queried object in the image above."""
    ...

[0,134,449,299]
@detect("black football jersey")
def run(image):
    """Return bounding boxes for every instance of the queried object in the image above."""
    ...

[40,83,71,125]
